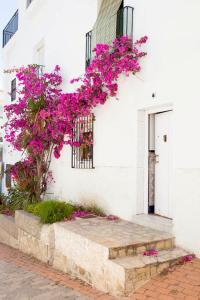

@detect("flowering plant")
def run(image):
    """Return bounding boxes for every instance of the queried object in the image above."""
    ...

[4,36,147,203]
[4,65,62,201]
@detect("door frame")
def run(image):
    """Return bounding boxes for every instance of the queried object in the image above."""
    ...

[143,105,173,216]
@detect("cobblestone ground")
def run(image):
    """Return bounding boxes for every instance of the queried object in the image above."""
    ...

[0,260,90,300]
[0,243,200,300]
[0,243,114,300]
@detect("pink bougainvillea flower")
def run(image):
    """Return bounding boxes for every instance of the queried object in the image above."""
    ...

[106,215,119,221]
[180,255,195,264]
[73,210,91,218]
[143,249,158,256]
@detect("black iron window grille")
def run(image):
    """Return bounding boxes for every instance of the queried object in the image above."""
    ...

[11,78,16,101]
[72,114,94,169]
[3,10,18,48]
[85,6,134,67]
[85,31,92,68]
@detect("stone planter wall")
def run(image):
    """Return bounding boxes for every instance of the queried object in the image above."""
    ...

[0,211,55,264]
[0,211,124,295]
[0,210,189,297]
[15,211,55,264]
[0,214,18,249]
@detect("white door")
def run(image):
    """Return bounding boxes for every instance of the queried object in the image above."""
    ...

[155,111,173,218]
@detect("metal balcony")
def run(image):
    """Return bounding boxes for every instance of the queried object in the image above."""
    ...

[116,6,134,39]
[85,6,134,67]
[85,31,92,68]
[3,10,18,48]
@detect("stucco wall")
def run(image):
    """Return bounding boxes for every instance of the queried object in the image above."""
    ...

[2,0,200,256]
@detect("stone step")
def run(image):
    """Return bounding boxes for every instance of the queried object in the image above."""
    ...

[56,217,175,260]
[109,237,175,259]
[109,247,191,295]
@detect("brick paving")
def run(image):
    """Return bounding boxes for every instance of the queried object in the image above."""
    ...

[0,242,200,300]
[132,259,200,300]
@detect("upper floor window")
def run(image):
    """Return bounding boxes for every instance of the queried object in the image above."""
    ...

[2,10,18,47]
[27,0,34,8]
[85,0,133,67]
[33,41,45,75]
[72,114,94,169]
[11,78,16,101]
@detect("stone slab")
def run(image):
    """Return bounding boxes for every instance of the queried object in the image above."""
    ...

[15,210,42,239]
[0,214,18,239]
[111,247,189,269]
[57,217,174,248]
[0,226,19,249]
[18,229,49,263]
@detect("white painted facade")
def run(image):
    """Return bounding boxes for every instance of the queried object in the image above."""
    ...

[2,0,200,257]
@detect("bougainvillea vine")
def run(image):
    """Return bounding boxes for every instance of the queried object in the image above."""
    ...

[4,35,147,202]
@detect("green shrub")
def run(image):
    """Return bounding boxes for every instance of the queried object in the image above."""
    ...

[26,203,40,216]
[26,200,74,224]
[0,204,4,213]
[0,192,6,205]
[5,187,30,210]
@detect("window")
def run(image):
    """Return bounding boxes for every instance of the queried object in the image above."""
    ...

[86,0,133,66]
[11,78,16,101]
[72,114,94,169]
[92,0,124,45]
[36,44,44,66]
[2,10,18,47]
[34,41,45,75]
[27,0,34,8]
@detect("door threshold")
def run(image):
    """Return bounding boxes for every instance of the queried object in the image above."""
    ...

[132,214,173,233]
[149,213,173,220]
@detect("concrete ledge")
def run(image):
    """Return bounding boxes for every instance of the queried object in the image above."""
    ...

[15,211,55,264]
[15,210,42,239]
[0,214,19,249]
[18,229,49,263]
[0,214,18,239]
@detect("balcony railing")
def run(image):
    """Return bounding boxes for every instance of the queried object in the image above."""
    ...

[85,31,92,68]
[116,6,134,39]
[3,10,18,48]
[85,6,134,67]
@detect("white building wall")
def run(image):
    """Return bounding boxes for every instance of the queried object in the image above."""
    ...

[2,0,200,257]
